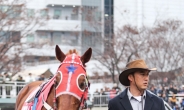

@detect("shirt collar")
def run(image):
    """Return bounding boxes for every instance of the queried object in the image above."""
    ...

[127,88,146,101]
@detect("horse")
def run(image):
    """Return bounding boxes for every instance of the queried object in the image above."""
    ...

[15,45,92,110]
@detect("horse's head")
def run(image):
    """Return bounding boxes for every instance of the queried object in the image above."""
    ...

[54,45,92,110]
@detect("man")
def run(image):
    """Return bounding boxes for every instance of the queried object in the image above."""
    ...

[25,73,35,83]
[108,59,165,110]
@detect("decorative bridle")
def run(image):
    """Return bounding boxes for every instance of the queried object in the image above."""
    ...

[42,53,90,110]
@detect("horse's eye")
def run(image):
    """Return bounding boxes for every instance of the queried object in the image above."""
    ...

[79,82,85,90]
[77,75,86,91]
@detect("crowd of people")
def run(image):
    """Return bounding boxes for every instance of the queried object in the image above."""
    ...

[0,73,46,83]
[149,83,184,110]
[92,84,121,106]
[0,73,46,97]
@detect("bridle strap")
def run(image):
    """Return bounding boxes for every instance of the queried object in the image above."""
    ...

[42,78,57,110]
[79,87,87,110]
[78,76,90,110]
[53,79,57,110]
[42,94,54,110]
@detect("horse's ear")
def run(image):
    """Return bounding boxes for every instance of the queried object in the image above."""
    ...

[81,48,92,65]
[55,45,66,62]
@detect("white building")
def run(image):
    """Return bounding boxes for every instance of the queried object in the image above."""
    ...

[114,0,184,31]
[23,0,104,55]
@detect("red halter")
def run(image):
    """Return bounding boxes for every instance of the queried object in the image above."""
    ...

[55,53,89,109]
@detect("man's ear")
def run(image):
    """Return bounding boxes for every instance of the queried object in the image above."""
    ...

[128,74,133,82]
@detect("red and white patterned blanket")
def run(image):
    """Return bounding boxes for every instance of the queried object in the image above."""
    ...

[21,76,55,110]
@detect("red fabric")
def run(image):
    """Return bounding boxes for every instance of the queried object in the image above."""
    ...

[21,76,56,110]
[36,76,56,110]
[22,87,40,110]
[110,90,116,99]
[56,54,88,101]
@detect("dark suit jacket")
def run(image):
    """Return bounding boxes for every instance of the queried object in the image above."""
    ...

[108,88,165,110]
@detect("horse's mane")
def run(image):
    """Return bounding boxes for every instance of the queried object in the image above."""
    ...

[66,49,79,55]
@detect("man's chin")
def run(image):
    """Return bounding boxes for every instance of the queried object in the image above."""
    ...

[141,86,147,90]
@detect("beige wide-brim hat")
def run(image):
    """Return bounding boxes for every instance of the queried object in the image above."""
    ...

[119,59,156,86]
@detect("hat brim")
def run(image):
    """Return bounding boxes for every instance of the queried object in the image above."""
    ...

[119,68,156,86]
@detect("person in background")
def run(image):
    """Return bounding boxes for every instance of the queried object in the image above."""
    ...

[3,73,12,98]
[169,84,175,94]
[3,72,11,82]
[25,73,35,83]
[150,84,157,95]
[109,87,116,99]
[93,89,100,105]
[157,86,164,97]
[180,98,184,110]
[175,98,181,110]
[100,88,106,105]
[179,85,184,93]
[173,86,178,94]
[16,75,25,95]
[16,75,25,82]
[169,94,177,109]
[161,92,168,103]
[38,74,45,81]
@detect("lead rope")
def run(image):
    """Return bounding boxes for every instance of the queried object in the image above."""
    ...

[53,79,57,110]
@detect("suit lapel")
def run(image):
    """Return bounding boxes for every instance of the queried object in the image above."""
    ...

[144,91,153,110]
[119,88,133,110]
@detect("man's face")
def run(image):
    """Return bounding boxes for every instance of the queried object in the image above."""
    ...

[129,70,150,90]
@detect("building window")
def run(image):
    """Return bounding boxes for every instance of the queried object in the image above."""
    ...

[0,31,10,42]
[0,5,21,19]
[12,31,20,42]
[27,9,35,17]
[52,32,61,44]
[0,5,8,12]
[37,32,49,43]
[26,34,34,42]
[53,9,61,19]
[95,12,101,21]
[11,6,21,18]
[71,7,78,20]
[71,14,78,20]
[0,31,20,42]
[61,32,78,46]
[40,9,47,18]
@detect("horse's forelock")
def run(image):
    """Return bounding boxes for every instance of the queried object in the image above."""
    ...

[66,49,79,55]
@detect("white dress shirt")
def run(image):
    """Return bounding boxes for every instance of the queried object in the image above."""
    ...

[127,88,146,110]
